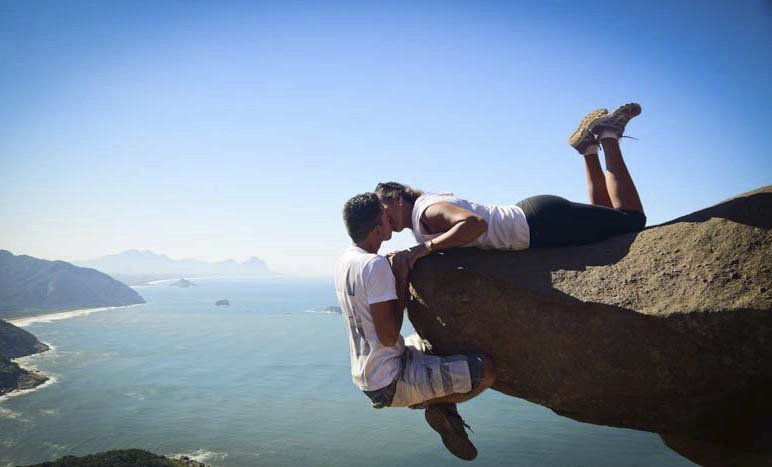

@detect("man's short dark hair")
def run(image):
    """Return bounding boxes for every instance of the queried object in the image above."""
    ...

[343,193,382,243]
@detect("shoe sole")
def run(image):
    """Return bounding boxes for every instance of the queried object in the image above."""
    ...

[591,103,642,136]
[425,408,477,461]
[568,108,608,149]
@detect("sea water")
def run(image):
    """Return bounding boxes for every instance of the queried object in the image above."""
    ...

[0,278,694,466]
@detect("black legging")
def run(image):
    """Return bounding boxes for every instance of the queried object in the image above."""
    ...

[516,195,646,248]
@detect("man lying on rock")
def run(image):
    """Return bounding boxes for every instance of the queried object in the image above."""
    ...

[335,192,496,461]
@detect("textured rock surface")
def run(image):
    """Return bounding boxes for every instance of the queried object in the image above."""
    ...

[407,186,771,449]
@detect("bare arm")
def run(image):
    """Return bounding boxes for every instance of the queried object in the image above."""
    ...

[370,300,403,347]
[403,202,488,265]
[387,253,409,314]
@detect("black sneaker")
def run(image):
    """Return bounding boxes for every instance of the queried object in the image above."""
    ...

[424,403,478,461]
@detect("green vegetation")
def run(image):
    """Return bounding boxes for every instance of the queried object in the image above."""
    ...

[23,449,191,467]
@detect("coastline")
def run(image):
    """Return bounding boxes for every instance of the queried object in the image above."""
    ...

[0,339,57,402]
[7,303,143,328]
[0,370,57,403]
[2,304,142,401]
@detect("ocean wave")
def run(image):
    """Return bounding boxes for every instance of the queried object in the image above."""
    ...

[302,309,341,315]
[0,406,23,420]
[7,304,143,327]
[0,405,34,425]
[169,448,227,464]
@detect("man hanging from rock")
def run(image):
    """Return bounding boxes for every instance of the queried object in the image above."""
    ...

[334,192,496,461]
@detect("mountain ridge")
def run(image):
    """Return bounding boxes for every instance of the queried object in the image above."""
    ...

[75,250,272,278]
[0,250,145,319]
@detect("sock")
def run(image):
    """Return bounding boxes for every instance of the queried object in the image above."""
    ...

[582,144,599,156]
[598,128,619,140]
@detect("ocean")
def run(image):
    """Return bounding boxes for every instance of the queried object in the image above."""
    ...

[0,278,694,466]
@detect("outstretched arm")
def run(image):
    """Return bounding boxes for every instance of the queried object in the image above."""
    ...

[406,202,488,265]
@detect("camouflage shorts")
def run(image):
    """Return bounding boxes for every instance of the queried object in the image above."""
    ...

[364,333,486,409]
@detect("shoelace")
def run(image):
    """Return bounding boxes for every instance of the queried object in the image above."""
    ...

[447,411,474,434]
[462,421,474,434]
[597,134,639,151]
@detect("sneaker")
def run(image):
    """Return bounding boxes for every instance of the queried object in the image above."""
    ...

[424,404,478,461]
[590,102,642,139]
[568,108,608,154]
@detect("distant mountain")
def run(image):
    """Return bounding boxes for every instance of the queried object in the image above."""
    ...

[0,250,145,319]
[75,250,272,278]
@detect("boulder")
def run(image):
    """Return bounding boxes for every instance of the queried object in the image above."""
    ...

[407,186,772,453]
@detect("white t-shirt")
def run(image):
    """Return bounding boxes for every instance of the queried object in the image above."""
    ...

[412,193,530,250]
[334,245,403,391]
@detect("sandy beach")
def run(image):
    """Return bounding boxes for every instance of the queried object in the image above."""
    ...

[7,304,144,328]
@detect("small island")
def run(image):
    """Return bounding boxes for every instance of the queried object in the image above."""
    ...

[215,299,230,306]
[169,279,195,288]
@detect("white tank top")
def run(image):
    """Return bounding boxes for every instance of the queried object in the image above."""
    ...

[411,193,530,250]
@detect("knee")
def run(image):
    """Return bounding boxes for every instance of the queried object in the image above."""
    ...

[634,212,647,231]
[625,211,646,232]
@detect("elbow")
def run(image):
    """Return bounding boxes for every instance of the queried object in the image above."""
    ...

[380,333,400,347]
[377,329,400,347]
[472,217,488,238]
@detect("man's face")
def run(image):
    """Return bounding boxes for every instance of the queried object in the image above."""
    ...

[380,198,401,232]
[377,208,393,241]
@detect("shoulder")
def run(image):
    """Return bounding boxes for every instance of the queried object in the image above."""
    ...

[362,255,395,287]
[337,247,377,271]
[363,254,390,273]
[416,192,454,203]
[414,192,455,215]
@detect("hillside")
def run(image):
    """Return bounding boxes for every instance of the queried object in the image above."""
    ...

[0,250,145,320]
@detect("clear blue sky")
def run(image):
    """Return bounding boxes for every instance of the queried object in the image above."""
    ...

[1,0,770,276]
